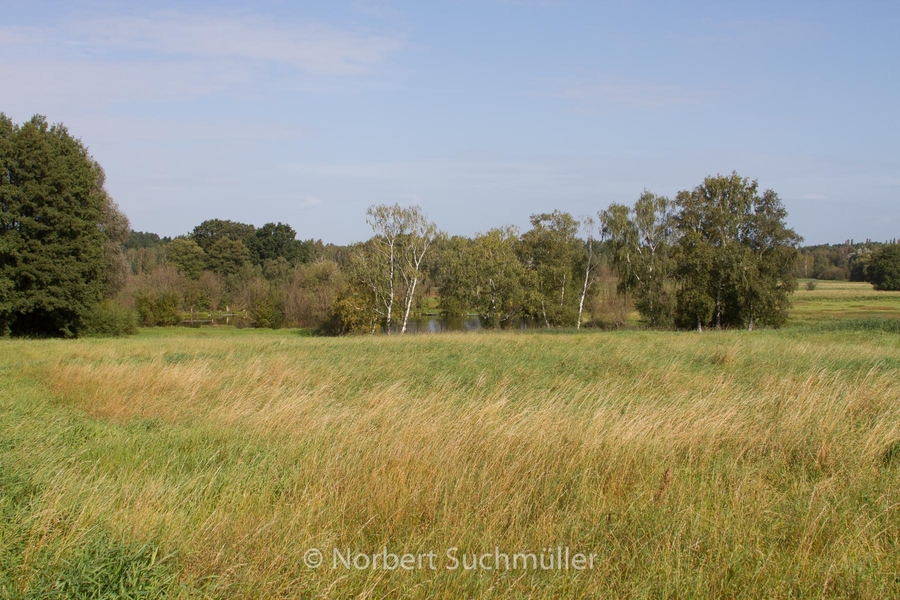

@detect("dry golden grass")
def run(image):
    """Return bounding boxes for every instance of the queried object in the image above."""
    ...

[2,326,900,598]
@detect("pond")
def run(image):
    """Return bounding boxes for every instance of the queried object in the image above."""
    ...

[179,314,544,332]
[180,314,251,328]
[398,315,542,333]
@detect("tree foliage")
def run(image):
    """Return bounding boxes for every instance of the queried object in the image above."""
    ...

[166,238,206,279]
[205,237,251,277]
[866,244,900,291]
[351,204,438,334]
[189,219,255,252]
[518,210,581,327]
[601,191,676,327]
[0,114,129,337]
[439,227,528,328]
[673,173,801,329]
[247,222,303,266]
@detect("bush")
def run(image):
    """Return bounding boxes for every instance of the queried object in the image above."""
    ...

[81,301,138,336]
[805,280,818,291]
[866,245,900,291]
[818,266,849,281]
[321,294,376,335]
[236,276,284,329]
[284,261,346,328]
[135,292,182,326]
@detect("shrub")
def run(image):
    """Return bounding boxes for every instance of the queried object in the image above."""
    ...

[236,276,284,329]
[81,301,138,336]
[322,294,376,335]
[818,266,849,281]
[135,292,182,326]
[866,245,900,291]
[284,261,347,328]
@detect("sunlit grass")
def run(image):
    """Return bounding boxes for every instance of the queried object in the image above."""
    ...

[790,280,900,323]
[2,320,900,598]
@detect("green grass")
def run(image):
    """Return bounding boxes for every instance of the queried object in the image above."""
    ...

[2,289,900,598]
[789,280,900,324]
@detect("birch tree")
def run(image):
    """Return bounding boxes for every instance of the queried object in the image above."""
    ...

[361,204,438,334]
[397,207,438,333]
[519,211,581,327]
[674,173,800,330]
[438,227,527,328]
[576,215,599,329]
[600,191,676,327]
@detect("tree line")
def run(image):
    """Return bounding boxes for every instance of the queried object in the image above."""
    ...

[795,239,897,282]
[4,113,899,337]
[110,176,811,334]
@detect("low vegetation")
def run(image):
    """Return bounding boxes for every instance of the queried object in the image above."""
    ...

[2,314,900,597]
[789,280,900,323]
[5,113,900,598]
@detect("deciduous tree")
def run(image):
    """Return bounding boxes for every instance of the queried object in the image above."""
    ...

[673,173,800,329]
[166,238,206,279]
[866,244,900,291]
[519,210,580,327]
[601,191,676,327]
[357,204,437,334]
[439,227,527,328]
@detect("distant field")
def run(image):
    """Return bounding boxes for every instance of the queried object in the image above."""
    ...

[2,292,900,598]
[790,280,900,323]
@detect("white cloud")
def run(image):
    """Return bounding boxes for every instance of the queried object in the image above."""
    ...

[300,197,322,208]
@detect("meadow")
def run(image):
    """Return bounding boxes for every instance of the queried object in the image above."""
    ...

[2,281,900,598]
[790,280,900,323]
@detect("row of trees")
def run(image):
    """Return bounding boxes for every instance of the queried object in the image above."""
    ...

[4,113,899,337]
[316,173,804,334]
[113,194,900,334]
[601,175,802,330]
[795,240,896,282]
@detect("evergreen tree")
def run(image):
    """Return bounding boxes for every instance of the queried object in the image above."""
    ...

[0,114,127,337]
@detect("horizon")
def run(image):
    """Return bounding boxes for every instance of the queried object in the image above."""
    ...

[3,1,898,246]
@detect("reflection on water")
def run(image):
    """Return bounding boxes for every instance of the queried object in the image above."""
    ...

[180,315,250,328]
[180,314,542,332]
[399,315,482,333]
[399,315,541,333]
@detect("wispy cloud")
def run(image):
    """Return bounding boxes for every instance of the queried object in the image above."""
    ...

[0,60,251,108]
[799,193,827,201]
[280,160,576,191]
[66,12,402,75]
[0,10,403,112]
[0,10,402,82]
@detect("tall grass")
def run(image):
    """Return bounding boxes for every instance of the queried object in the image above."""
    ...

[2,327,900,598]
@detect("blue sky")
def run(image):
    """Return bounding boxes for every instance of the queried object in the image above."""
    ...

[2,0,898,245]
